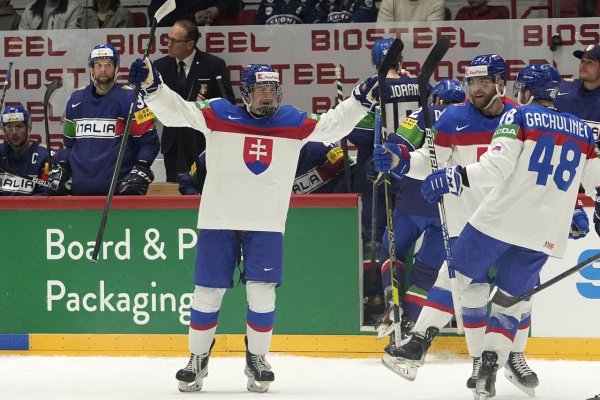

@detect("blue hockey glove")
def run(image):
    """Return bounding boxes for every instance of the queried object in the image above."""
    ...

[593,187,600,237]
[373,143,410,179]
[352,75,378,110]
[421,166,463,203]
[129,58,161,95]
[48,160,72,195]
[570,199,589,239]
[117,161,154,195]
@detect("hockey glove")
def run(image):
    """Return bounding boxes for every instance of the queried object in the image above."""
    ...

[594,187,600,237]
[48,160,72,195]
[421,166,463,203]
[352,75,378,110]
[129,58,161,95]
[373,143,410,179]
[570,199,589,240]
[117,161,154,195]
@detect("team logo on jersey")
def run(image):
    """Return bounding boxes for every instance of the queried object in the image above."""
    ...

[243,137,273,175]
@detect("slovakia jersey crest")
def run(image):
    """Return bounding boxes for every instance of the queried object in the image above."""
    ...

[243,137,273,175]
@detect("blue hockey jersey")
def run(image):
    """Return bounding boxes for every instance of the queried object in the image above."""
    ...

[0,141,51,195]
[256,0,313,24]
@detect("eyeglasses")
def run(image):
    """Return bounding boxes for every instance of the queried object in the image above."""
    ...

[166,36,193,44]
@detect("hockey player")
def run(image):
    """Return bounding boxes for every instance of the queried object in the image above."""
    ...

[374,79,465,339]
[48,44,160,196]
[128,58,378,392]
[179,142,352,195]
[555,44,600,150]
[347,38,426,320]
[383,64,600,399]
[0,104,52,195]
[256,0,313,24]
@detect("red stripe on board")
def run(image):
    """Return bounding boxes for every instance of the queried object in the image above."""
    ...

[0,194,360,210]
[202,109,317,141]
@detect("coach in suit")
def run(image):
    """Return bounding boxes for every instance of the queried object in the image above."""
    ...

[155,19,234,182]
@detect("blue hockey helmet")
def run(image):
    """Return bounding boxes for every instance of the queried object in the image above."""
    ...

[513,64,561,105]
[430,79,466,104]
[465,54,507,82]
[88,44,120,69]
[240,64,282,117]
[371,38,402,70]
[1,104,30,126]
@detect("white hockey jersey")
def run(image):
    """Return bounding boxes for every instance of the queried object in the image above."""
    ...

[145,83,367,232]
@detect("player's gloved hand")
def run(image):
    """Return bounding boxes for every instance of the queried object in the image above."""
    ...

[48,160,72,195]
[373,143,410,179]
[593,187,600,237]
[570,199,589,239]
[129,58,162,95]
[352,75,378,110]
[117,160,155,195]
[421,166,463,203]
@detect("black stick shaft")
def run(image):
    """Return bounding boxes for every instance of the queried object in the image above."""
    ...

[335,66,352,193]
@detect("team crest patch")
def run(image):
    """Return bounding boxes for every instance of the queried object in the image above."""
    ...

[243,137,273,175]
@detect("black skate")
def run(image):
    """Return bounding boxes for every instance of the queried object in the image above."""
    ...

[175,340,215,392]
[504,351,538,397]
[586,395,600,400]
[476,351,498,400]
[245,337,275,393]
[381,327,439,381]
[466,357,481,400]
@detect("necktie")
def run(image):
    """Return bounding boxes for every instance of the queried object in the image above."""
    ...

[177,61,186,94]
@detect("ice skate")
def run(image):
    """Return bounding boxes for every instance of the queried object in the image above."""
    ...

[466,357,481,399]
[175,339,215,392]
[504,351,538,397]
[476,351,498,400]
[245,338,275,393]
[381,326,439,381]
[586,395,600,400]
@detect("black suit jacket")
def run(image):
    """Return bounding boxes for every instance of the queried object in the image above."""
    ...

[155,49,234,180]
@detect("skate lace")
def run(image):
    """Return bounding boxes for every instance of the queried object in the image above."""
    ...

[509,352,534,377]
[251,354,272,372]
[471,357,481,378]
[184,353,207,373]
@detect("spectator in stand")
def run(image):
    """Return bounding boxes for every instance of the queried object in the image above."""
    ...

[455,0,510,20]
[377,0,444,22]
[148,0,240,27]
[85,0,133,28]
[154,19,234,182]
[0,0,20,30]
[19,0,83,29]
[256,0,313,24]
[309,0,377,23]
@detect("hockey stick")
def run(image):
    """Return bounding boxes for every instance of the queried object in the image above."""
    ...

[216,75,227,99]
[43,79,60,174]
[0,62,14,113]
[417,36,464,334]
[91,0,175,263]
[335,65,352,193]
[490,251,600,308]
[376,38,404,346]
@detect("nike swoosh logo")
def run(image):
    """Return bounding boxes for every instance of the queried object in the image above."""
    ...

[264,267,274,272]
[557,92,569,96]
[228,115,241,120]
[456,125,469,131]
[72,102,82,108]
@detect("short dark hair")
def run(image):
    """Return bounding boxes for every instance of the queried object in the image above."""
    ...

[175,20,199,45]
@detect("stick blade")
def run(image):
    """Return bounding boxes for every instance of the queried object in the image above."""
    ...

[43,79,60,105]
[489,286,519,308]
[377,39,404,84]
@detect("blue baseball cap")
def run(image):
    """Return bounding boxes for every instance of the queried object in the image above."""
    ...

[574,44,600,61]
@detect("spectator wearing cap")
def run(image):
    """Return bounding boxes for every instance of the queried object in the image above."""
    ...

[555,44,600,149]
[455,0,509,20]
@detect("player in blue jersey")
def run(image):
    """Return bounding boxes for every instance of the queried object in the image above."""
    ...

[374,79,465,339]
[179,141,351,195]
[0,104,52,195]
[555,44,600,150]
[383,64,600,399]
[129,57,378,392]
[48,44,160,196]
[256,0,313,24]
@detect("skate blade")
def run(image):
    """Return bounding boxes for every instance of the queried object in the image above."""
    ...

[376,323,394,339]
[247,377,270,393]
[381,354,418,381]
[177,379,203,392]
[504,370,535,397]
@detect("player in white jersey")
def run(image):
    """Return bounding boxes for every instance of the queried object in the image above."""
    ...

[387,64,600,399]
[128,58,378,393]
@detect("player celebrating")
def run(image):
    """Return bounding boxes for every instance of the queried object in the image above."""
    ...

[0,104,52,195]
[49,44,160,195]
[128,58,379,393]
